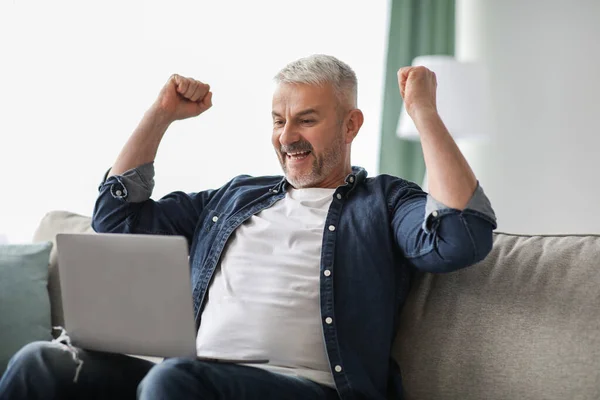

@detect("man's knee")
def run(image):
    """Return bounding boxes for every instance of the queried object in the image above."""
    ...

[137,358,201,398]
[9,341,59,368]
[6,341,78,378]
[138,358,190,388]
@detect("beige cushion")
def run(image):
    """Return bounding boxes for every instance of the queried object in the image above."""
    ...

[33,211,94,328]
[394,233,600,400]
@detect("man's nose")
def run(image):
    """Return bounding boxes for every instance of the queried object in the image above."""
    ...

[279,122,300,147]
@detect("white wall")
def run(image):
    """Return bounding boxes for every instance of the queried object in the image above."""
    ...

[456,0,600,234]
[0,0,389,243]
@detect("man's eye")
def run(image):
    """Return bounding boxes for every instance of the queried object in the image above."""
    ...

[301,119,315,124]
[274,120,284,126]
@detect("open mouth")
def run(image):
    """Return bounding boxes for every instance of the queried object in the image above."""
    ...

[285,150,312,161]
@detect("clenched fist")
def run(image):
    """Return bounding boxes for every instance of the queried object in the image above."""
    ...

[397,66,437,118]
[153,74,213,123]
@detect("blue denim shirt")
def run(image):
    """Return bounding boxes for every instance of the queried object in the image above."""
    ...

[92,163,496,400]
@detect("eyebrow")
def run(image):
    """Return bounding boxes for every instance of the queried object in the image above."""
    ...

[271,108,319,119]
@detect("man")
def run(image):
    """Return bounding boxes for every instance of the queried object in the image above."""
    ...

[0,55,496,399]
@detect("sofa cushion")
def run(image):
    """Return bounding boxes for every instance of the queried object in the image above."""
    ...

[33,211,94,328]
[0,242,53,375]
[394,232,600,400]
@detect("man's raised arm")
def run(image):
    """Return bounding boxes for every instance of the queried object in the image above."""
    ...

[108,74,213,177]
[392,66,496,273]
[92,75,214,239]
[397,66,478,209]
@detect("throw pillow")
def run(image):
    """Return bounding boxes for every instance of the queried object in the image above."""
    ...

[0,242,52,376]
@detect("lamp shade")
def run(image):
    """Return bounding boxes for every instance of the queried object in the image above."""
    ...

[397,55,492,140]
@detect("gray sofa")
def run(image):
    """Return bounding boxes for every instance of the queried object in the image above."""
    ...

[33,211,600,399]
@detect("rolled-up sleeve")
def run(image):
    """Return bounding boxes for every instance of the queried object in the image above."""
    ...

[392,181,497,273]
[423,182,496,232]
[92,162,212,242]
[99,162,155,203]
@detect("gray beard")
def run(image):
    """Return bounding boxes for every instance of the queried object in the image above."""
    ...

[280,136,344,188]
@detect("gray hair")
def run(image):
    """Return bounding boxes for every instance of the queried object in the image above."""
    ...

[274,54,357,109]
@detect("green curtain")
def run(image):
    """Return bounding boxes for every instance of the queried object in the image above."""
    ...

[378,0,455,183]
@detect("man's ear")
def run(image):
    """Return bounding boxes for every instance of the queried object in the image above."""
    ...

[344,109,364,144]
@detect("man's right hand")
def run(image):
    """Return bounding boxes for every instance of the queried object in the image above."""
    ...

[106,75,212,178]
[153,74,213,123]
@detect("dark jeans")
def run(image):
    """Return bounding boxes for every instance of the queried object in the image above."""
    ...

[0,342,340,400]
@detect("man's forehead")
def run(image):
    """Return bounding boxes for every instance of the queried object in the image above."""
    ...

[272,83,334,113]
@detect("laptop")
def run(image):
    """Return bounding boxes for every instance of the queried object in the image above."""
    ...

[55,233,197,359]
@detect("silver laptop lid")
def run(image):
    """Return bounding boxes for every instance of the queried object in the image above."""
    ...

[56,233,197,358]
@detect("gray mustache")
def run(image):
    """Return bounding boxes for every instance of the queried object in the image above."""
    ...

[280,143,312,154]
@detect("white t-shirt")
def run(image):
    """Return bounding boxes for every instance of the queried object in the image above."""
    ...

[196,186,336,388]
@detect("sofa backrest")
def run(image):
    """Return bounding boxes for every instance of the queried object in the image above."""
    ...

[33,211,94,328]
[394,232,600,400]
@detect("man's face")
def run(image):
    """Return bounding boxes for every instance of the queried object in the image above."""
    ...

[271,83,347,188]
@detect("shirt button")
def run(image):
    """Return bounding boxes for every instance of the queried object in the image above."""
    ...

[348,176,355,183]
[328,225,336,232]
[432,211,439,217]
[325,317,333,324]
[115,190,122,196]
[212,216,219,222]
[336,193,342,200]
[323,269,331,277]
[334,365,342,373]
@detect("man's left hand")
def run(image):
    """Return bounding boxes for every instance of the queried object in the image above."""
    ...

[397,66,438,118]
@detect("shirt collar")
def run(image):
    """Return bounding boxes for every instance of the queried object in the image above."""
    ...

[269,166,367,194]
